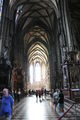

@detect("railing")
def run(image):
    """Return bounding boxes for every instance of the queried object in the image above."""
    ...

[58,103,74,120]
[58,97,80,120]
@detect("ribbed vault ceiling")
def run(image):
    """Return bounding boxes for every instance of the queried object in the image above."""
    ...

[24,26,49,64]
[10,0,58,64]
[10,0,80,63]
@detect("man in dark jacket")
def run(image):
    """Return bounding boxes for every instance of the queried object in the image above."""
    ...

[58,89,64,112]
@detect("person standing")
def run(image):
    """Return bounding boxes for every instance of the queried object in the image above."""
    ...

[58,89,64,112]
[44,89,47,99]
[17,89,21,102]
[53,89,59,112]
[0,88,14,120]
[36,90,38,102]
[39,90,42,102]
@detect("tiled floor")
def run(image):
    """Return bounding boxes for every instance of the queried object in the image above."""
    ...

[12,95,59,120]
[12,95,80,120]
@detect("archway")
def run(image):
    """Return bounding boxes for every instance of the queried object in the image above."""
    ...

[9,0,60,92]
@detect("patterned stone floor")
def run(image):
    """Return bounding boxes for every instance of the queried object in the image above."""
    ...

[12,95,80,120]
[12,95,59,120]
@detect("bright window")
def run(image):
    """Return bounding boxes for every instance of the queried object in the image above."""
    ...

[30,64,33,84]
[35,62,41,82]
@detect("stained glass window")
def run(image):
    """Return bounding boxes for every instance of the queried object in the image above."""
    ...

[30,64,33,84]
[35,62,41,82]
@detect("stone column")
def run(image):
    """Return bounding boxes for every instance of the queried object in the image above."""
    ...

[1,0,12,57]
[63,0,73,51]
[49,40,57,89]
[57,0,73,89]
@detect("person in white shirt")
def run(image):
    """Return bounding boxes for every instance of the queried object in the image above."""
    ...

[53,89,59,112]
